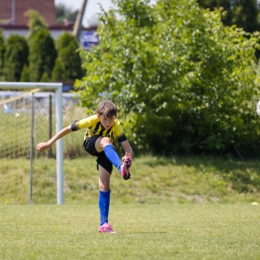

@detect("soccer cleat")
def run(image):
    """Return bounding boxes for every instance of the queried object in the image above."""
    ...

[121,153,132,180]
[122,152,132,168]
[99,223,116,234]
[121,165,131,180]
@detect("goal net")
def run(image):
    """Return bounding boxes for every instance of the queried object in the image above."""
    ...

[0,82,87,205]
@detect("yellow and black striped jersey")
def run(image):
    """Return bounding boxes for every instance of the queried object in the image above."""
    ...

[71,114,127,143]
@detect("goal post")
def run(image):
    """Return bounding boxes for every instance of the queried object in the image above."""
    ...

[0,82,64,205]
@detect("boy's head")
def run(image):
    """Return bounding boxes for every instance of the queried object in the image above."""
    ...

[96,100,118,118]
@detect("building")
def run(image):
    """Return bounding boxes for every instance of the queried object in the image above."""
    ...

[0,0,56,26]
[0,0,98,42]
[0,0,98,93]
[1,24,74,40]
[0,0,75,39]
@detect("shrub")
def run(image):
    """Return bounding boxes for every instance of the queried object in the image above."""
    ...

[28,29,57,82]
[3,35,28,81]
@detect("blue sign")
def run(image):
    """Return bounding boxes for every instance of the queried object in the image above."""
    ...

[81,31,99,50]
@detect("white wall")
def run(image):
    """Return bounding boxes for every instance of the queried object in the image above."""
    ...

[2,28,73,39]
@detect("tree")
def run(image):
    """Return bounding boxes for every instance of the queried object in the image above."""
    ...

[75,0,260,156]
[0,30,5,80]
[3,35,28,82]
[55,3,78,25]
[29,29,57,82]
[51,59,63,81]
[20,65,30,82]
[25,9,48,43]
[52,33,83,81]
[197,0,260,32]
[40,71,50,82]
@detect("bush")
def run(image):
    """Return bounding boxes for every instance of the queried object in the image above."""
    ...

[3,35,28,81]
[0,30,5,80]
[29,29,57,82]
[52,33,83,81]
[75,0,260,157]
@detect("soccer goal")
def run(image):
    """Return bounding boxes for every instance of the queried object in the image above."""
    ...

[0,82,64,205]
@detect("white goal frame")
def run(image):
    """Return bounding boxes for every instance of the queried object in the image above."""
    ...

[0,82,64,205]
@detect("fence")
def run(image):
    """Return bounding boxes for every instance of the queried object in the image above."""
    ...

[0,89,88,204]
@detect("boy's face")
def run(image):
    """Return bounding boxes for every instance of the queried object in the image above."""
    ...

[98,114,117,129]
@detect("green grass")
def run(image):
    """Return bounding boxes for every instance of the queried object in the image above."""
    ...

[1,155,260,204]
[1,204,260,260]
[1,156,260,259]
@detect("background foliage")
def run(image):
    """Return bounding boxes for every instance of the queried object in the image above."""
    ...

[75,0,260,157]
[1,1,260,156]
[3,35,29,82]
[197,0,260,33]
[28,29,57,82]
[25,9,49,44]
[0,9,82,83]
[0,30,5,80]
[52,33,83,81]
[55,3,78,25]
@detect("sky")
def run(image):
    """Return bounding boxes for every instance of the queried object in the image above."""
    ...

[55,0,114,27]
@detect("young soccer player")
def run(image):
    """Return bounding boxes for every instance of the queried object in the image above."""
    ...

[36,100,133,234]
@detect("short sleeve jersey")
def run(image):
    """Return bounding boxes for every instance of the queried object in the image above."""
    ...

[71,114,127,143]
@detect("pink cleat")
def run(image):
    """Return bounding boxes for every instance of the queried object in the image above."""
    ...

[99,223,116,234]
[122,153,132,168]
[121,153,132,180]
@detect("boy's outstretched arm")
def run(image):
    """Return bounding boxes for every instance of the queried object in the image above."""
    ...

[36,125,72,153]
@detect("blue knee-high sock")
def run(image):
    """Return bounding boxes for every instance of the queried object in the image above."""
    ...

[99,190,111,226]
[103,144,122,172]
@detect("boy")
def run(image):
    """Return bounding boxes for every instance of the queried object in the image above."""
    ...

[36,100,133,233]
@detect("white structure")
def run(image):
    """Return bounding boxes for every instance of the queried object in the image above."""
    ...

[1,24,98,49]
[1,24,74,39]
[0,82,64,205]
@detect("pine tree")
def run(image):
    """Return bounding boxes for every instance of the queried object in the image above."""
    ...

[3,35,28,81]
[29,29,57,82]
[197,0,259,32]
[0,30,5,80]
[52,33,82,81]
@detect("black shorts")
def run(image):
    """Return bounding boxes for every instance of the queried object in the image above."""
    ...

[83,136,113,174]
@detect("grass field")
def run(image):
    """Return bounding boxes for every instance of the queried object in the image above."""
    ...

[1,156,260,205]
[1,204,260,260]
[1,155,260,259]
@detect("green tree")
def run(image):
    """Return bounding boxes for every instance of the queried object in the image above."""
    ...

[3,35,29,81]
[0,30,5,80]
[20,65,30,82]
[51,59,63,81]
[25,9,48,43]
[40,71,50,82]
[197,0,259,32]
[52,33,82,81]
[29,29,57,82]
[75,0,260,156]
[55,3,78,25]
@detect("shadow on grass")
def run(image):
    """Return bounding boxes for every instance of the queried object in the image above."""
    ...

[141,155,260,194]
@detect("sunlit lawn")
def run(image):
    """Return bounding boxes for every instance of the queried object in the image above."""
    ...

[1,204,260,260]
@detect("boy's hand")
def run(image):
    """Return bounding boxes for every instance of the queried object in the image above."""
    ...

[36,142,50,153]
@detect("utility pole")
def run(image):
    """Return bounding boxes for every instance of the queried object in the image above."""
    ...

[11,0,16,24]
[73,0,88,40]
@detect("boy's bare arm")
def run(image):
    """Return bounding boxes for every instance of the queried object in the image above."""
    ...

[121,140,133,156]
[36,125,72,153]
